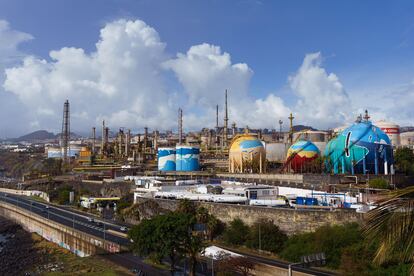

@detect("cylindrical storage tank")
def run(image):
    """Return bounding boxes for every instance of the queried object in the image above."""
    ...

[265,142,289,162]
[158,147,176,171]
[400,131,414,146]
[176,145,200,171]
[46,147,62,158]
[375,120,400,147]
[64,146,81,158]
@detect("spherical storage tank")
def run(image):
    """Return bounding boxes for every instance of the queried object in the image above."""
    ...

[325,120,393,175]
[176,145,200,171]
[286,140,320,172]
[229,134,266,173]
[158,147,176,171]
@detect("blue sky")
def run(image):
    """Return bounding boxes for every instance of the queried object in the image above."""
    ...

[0,0,413,136]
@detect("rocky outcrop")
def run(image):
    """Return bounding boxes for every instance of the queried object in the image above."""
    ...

[120,199,169,224]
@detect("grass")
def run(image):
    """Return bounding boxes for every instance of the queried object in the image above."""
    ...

[29,233,133,275]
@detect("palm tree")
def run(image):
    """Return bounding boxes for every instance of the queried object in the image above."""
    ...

[364,186,414,270]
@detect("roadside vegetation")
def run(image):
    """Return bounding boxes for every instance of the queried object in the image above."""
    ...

[128,199,412,275]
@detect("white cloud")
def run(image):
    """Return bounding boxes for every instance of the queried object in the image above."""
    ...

[288,52,351,129]
[4,19,176,134]
[164,43,253,107]
[1,18,410,137]
[0,20,33,138]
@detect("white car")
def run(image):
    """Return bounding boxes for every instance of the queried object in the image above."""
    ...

[87,217,94,223]
[120,226,128,232]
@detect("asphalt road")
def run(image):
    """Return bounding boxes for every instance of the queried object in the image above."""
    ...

[0,193,334,276]
[0,193,129,246]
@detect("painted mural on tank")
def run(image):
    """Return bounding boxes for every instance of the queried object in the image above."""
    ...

[286,140,320,172]
[325,120,393,175]
[157,147,176,171]
[176,146,200,171]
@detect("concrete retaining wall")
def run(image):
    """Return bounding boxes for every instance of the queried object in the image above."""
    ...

[0,201,121,257]
[135,198,364,235]
[0,188,50,202]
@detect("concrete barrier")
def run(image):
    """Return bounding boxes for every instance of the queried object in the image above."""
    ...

[0,201,124,257]
[0,187,50,202]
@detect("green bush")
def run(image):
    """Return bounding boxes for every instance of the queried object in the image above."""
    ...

[222,218,250,246]
[368,178,389,189]
[280,223,362,269]
[395,147,414,175]
[246,219,287,253]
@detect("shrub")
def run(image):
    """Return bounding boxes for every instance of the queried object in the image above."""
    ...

[246,219,287,253]
[280,223,362,269]
[368,178,389,189]
[222,218,250,246]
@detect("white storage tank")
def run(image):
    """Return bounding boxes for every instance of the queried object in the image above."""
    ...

[265,142,289,162]
[375,120,400,147]
[46,146,62,158]
[400,131,414,147]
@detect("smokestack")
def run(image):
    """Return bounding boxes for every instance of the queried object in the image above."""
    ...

[232,122,237,137]
[144,127,148,153]
[178,108,183,144]
[153,130,158,152]
[92,127,96,153]
[61,100,70,164]
[105,127,109,144]
[125,129,130,157]
[223,90,229,147]
[101,120,105,155]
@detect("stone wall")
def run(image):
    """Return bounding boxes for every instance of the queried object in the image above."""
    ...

[135,198,364,235]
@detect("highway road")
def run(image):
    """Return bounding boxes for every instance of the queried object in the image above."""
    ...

[0,193,333,275]
[0,193,130,246]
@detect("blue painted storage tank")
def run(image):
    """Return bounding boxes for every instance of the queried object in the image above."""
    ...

[325,119,393,175]
[158,147,176,171]
[176,145,200,171]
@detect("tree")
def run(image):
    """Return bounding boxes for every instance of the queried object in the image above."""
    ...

[129,212,194,273]
[222,218,250,246]
[177,198,197,215]
[280,223,362,268]
[365,186,414,273]
[246,219,287,253]
[394,147,414,175]
[129,211,207,275]
[185,233,206,276]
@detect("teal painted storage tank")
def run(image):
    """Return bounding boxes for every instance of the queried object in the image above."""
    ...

[158,147,176,171]
[325,119,393,175]
[176,145,200,171]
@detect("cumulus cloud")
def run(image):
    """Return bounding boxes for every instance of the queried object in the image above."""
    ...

[2,18,406,137]
[4,19,176,135]
[164,43,253,107]
[0,20,33,138]
[288,52,351,129]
